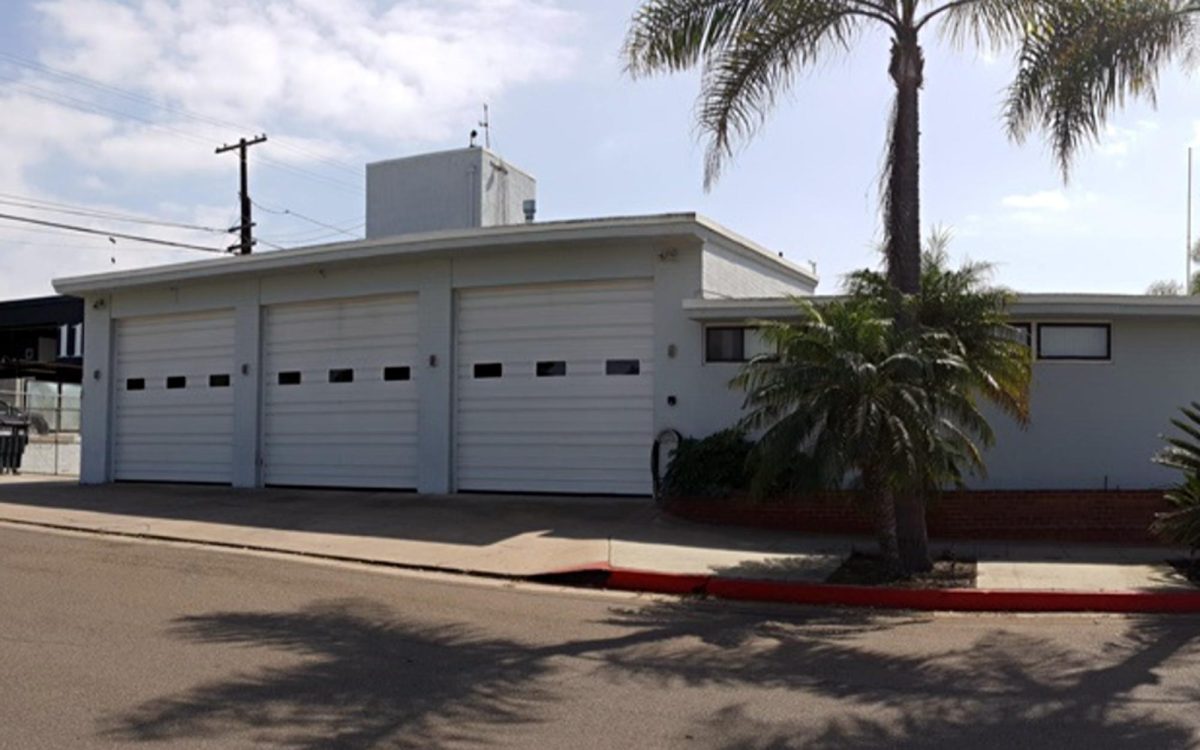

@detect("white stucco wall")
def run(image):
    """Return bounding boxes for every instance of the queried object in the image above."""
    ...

[975,317,1200,491]
[701,240,817,299]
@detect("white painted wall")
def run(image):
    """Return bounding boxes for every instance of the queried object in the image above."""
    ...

[976,317,1200,490]
[702,239,816,299]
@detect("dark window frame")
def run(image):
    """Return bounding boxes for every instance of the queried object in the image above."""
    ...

[278,371,302,386]
[536,360,567,377]
[125,378,145,392]
[474,363,503,379]
[166,376,187,390]
[329,368,355,384]
[1036,323,1112,362]
[1008,322,1033,348]
[209,374,231,388]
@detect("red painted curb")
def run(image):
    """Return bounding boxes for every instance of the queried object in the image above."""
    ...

[596,567,1200,614]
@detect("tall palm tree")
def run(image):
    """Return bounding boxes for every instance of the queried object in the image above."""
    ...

[623,0,1194,294]
[626,0,1193,572]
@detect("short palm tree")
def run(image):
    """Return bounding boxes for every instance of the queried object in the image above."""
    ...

[733,299,991,570]
[846,232,1031,568]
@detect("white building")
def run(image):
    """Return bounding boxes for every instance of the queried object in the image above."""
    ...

[54,148,1200,495]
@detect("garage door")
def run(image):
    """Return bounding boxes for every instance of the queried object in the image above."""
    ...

[112,310,235,483]
[456,279,655,495]
[262,295,419,489]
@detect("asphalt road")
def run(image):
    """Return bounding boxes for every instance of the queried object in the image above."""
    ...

[3,524,1200,750]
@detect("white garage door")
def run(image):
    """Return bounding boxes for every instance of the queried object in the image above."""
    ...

[262,295,419,489]
[456,279,655,495]
[112,310,235,483]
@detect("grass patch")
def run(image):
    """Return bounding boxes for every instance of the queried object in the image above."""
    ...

[826,550,976,589]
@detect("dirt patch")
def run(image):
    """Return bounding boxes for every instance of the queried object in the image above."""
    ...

[1167,559,1200,588]
[826,551,977,589]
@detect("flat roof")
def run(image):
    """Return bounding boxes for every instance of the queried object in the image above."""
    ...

[683,293,1200,320]
[53,213,818,296]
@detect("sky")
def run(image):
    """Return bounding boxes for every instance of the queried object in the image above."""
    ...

[2,0,1200,300]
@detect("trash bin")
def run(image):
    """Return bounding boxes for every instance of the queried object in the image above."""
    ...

[0,416,29,475]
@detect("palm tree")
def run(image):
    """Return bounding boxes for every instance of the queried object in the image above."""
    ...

[624,1,1193,297]
[845,231,1031,568]
[733,298,991,571]
[1152,403,1200,552]
[626,0,1190,572]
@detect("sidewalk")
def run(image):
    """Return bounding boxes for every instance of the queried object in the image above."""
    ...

[0,476,1193,601]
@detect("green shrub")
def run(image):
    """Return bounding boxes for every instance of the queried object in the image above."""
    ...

[662,429,754,499]
[662,429,825,501]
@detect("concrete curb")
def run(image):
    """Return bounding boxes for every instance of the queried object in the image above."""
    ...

[543,564,1200,614]
[7,516,1199,613]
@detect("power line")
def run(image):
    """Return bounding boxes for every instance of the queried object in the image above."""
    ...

[251,199,363,239]
[0,194,228,234]
[0,51,365,177]
[0,212,228,254]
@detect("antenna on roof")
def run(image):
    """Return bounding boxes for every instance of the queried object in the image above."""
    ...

[479,103,491,149]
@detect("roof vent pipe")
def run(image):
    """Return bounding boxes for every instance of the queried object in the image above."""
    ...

[523,199,537,223]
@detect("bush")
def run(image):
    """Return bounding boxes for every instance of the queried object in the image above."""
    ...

[662,430,754,499]
[662,429,825,501]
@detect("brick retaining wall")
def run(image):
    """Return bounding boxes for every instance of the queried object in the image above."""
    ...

[665,490,1172,545]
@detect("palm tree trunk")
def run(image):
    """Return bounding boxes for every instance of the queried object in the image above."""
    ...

[887,30,933,576]
[863,467,900,572]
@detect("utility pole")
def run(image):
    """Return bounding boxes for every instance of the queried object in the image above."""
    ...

[1188,147,1194,293]
[216,134,267,255]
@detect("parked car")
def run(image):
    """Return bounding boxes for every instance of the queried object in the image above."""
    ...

[0,400,49,434]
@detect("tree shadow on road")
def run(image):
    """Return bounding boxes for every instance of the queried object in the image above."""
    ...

[104,596,1200,749]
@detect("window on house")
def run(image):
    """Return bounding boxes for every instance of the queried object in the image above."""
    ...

[72,323,83,358]
[166,376,187,390]
[606,359,640,376]
[536,361,567,377]
[278,371,302,386]
[59,324,70,360]
[126,378,145,391]
[1037,324,1111,361]
[209,374,231,388]
[705,326,776,363]
[384,366,411,382]
[329,368,354,384]
[1008,322,1033,348]
[474,363,503,379]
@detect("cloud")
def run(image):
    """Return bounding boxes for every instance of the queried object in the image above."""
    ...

[0,0,580,296]
[1001,190,1072,212]
[1097,120,1159,158]
[35,0,580,142]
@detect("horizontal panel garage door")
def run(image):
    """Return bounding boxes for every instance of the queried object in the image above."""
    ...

[113,310,235,483]
[456,279,654,495]
[262,295,419,489]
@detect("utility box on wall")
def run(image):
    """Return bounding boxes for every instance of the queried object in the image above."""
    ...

[366,147,537,240]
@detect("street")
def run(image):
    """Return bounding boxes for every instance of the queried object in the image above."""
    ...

[2,524,1199,749]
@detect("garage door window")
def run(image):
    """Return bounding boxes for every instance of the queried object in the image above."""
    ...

[278,371,302,386]
[166,376,187,390]
[474,363,503,379]
[209,374,231,388]
[537,361,567,377]
[126,378,145,391]
[606,359,640,376]
[384,366,411,382]
[329,368,354,384]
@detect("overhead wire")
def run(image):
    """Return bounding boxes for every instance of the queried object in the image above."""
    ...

[0,212,229,254]
[0,193,230,234]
